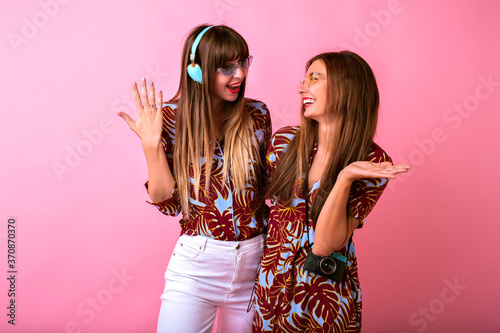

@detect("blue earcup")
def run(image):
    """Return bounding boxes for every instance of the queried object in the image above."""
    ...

[187,63,203,83]
[187,26,214,83]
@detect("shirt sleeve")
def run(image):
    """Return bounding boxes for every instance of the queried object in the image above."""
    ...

[145,186,181,216]
[262,105,272,154]
[246,99,273,224]
[144,104,182,217]
[265,126,298,181]
[258,105,272,188]
[349,144,392,227]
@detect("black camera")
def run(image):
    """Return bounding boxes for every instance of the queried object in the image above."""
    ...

[304,249,347,282]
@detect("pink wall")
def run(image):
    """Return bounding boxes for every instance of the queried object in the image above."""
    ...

[2,0,499,332]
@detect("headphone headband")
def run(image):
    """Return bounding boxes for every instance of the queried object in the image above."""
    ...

[190,25,214,62]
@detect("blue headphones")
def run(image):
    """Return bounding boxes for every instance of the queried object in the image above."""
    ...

[187,25,214,83]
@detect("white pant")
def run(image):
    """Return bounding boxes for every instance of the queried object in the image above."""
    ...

[157,233,265,333]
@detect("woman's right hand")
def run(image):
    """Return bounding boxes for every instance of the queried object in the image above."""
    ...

[117,78,163,149]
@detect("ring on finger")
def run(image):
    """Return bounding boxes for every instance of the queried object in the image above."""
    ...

[150,104,156,108]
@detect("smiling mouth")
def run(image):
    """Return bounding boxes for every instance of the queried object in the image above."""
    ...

[227,81,242,93]
[303,98,315,108]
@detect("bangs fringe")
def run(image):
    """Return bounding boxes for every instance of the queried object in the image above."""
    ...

[211,27,249,66]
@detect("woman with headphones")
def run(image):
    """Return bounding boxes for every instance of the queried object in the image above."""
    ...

[118,24,271,333]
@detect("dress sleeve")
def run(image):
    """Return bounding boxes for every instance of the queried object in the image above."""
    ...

[144,104,182,217]
[349,144,392,227]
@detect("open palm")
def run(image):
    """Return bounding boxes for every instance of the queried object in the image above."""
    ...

[117,78,163,148]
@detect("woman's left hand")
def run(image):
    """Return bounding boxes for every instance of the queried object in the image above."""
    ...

[339,161,412,183]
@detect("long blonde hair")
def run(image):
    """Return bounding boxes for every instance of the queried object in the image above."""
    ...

[170,25,258,214]
[266,51,380,221]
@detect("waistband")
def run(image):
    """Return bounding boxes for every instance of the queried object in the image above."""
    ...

[178,233,265,252]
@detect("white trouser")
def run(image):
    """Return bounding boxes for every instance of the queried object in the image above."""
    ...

[157,233,265,333]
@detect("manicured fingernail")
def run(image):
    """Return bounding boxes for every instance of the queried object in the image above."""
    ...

[142,77,145,82]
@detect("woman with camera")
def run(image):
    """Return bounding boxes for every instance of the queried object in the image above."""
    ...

[252,51,411,332]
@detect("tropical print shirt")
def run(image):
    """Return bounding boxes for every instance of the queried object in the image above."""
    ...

[253,126,391,332]
[146,98,272,241]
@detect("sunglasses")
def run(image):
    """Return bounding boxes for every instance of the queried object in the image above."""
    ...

[217,56,253,76]
[298,72,325,89]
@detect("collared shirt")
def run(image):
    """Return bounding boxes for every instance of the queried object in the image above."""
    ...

[147,98,272,241]
[254,126,391,331]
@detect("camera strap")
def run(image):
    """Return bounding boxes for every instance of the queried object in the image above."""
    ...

[304,172,352,261]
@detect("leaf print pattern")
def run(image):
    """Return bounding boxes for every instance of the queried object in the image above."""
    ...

[253,126,391,332]
[146,98,272,241]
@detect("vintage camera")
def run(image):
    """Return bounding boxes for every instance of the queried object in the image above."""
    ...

[304,249,347,282]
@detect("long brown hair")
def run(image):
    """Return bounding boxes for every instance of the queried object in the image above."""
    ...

[169,25,257,214]
[266,51,380,221]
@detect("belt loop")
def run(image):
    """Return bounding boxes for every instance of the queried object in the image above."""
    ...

[200,237,208,252]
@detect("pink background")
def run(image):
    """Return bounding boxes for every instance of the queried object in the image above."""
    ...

[1,0,499,332]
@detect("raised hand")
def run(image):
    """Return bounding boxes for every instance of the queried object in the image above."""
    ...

[117,78,164,148]
[339,161,412,183]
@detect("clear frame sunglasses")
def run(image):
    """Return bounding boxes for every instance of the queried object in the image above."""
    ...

[217,56,253,76]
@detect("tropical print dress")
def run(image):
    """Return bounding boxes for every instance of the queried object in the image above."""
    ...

[146,98,272,241]
[253,126,391,332]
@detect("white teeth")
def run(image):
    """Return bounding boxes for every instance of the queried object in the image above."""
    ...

[303,98,315,105]
[228,83,241,89]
